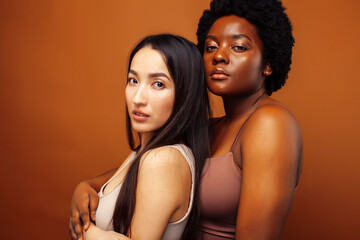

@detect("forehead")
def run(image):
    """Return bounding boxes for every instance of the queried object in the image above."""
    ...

[130,46,168,72]
[208,15,261,43]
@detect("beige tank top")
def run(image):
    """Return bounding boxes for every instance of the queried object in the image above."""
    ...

[96,144,195,240]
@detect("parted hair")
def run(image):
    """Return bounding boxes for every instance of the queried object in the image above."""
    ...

[112,34,210,240]
[196,0,295,95]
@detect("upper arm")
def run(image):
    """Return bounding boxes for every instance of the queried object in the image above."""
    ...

[235,106,302,240]
[129,147,192,240]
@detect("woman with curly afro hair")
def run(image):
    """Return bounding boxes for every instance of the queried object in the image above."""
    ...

[197,0,302,239]
[69,0,302,239]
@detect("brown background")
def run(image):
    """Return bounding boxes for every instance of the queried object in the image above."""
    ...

[1,0,359,239]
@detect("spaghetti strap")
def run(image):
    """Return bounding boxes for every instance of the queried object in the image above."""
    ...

[229,114,254,152]
[230,102,288,152]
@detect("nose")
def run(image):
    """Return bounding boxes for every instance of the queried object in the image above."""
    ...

[132,84,147,106]
[212,46,229,65]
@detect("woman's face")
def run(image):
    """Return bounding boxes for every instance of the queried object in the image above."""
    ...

[203,15,268,96]
[126,46,175,136]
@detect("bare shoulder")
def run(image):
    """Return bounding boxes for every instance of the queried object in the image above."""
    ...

[243,103,301,138]
[133,145,192,236]
[241,103,302,163]
[139,146,189,173]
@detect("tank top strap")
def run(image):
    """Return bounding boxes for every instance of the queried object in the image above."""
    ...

[230,102,288,152]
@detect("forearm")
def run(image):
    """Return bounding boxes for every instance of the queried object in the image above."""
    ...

[85,224,130,240]
[70,168,117,239]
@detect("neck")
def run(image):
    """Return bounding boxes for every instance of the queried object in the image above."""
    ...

[139,132,153,151]
[222,88,267,122]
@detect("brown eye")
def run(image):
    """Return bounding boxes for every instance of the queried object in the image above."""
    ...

[205,45,217,52]
[128,78,138,85]
[153,81,164,89]
[232,45,247,51]
[205,39,219,52]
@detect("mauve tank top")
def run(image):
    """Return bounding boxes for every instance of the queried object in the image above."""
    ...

[199,130,242,239]
[199,103,288,240]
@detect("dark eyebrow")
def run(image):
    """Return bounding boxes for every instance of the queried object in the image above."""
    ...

[205,34,253,43]
[128,69,138,76]
[206,35,217,40]
[232,34,253,43]
[129,70,170,80]
[149,73,170,80]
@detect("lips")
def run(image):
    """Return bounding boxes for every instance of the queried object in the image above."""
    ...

[132,110,149,121]
[210,68,229,80]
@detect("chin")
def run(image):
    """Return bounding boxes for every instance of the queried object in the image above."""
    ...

[131,125,149,133]
[132,124,160,135]
[207,84,230,96]
[207,79,232,94]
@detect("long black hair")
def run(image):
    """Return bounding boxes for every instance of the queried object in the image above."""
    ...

[113,34,210,239]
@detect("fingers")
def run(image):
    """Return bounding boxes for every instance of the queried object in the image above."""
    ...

[89,193,99,223]
[80,211,91,230]
[70,210,84,240]
[69,220,83,240]
[69,221,77,240]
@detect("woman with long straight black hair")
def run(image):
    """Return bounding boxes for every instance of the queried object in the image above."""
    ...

[71,34,210,240]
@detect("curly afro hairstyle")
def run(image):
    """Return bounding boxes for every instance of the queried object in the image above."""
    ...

[196,0,294,95]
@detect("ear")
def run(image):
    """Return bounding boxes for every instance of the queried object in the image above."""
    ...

[263,63,273,76]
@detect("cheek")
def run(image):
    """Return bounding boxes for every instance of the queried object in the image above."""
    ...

[162,97,174,117]
[232,56,262,81]
[125,88,133,110]
[154,93,174,121]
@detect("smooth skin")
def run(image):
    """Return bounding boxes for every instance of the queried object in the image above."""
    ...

[126,47,175,139]
[70,16,302,240]
[84,147,191,240]
[204,16,302,240]
[72,47,192,240]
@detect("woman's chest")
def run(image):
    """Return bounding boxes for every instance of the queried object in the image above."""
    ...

[200,153,241,222]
